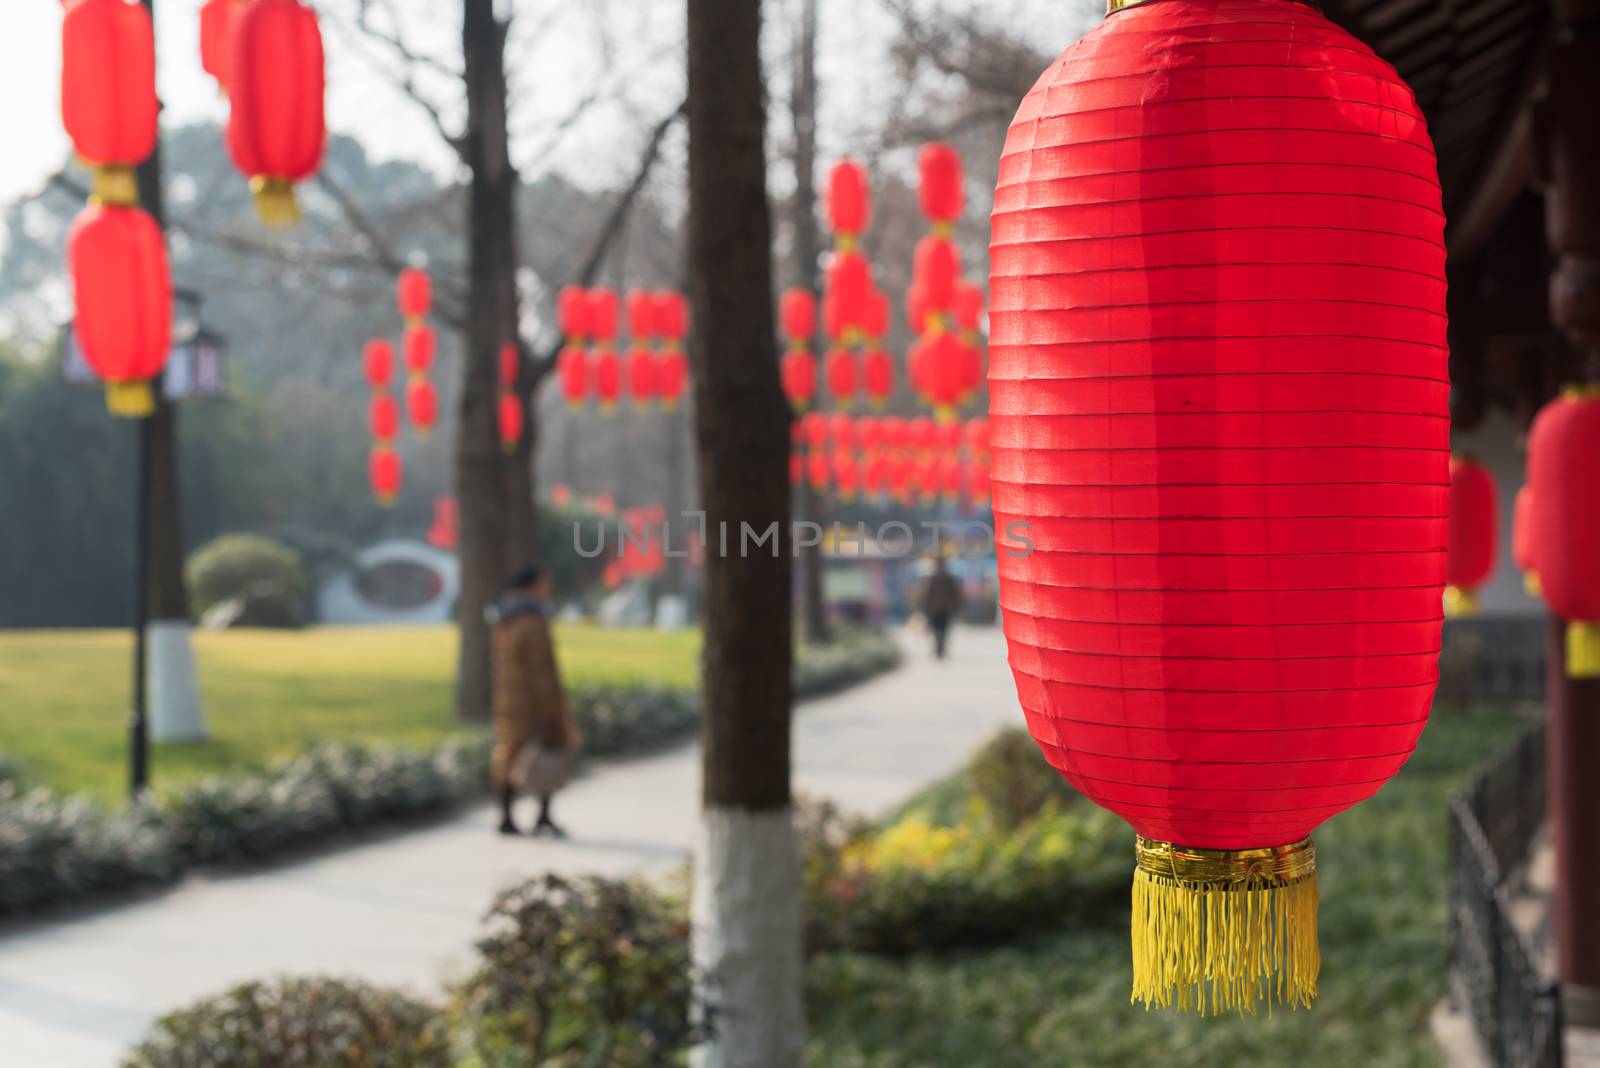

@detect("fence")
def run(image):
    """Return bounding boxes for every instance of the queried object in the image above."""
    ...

[1449,721,1562,1068]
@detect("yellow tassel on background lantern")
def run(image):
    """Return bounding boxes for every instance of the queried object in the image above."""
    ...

[249,176,302,227]
[1568,622,1600,679]
[1525,571,1543,598]
[1443,584,1479,618]
[104,380,155,419]
[1130,837,1319,1015]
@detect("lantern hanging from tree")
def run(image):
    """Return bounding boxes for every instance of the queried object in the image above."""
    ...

[557,286,592,409]
[1512,487,1540,598]
[405,377,438,438]
[781,288,819,411]
[1530,387,1600,677]
[401,323,437,436]
[657,291,690,410]
[68,204,172,417]
[226,0,326,226]
[61,0,157,208]
[824,345,857,409]
[588,288,622,412]
[369,394,399,442]
[1445,457,1498,616]
[499,393,525,453]
[199,0,238,92]
[807,448,830,492]
[363,339,395,391]
[825,159,870,250]
[919,142,964,236]
[370,445,402,506]
[991,0,1449,1014]
[625,290,661,410]
[398,268,432,325]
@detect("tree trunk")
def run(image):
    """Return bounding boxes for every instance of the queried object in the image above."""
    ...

[790,0,830,646]
[685,1,804,1064]
[456,0,534,724]
[138,0,205,743]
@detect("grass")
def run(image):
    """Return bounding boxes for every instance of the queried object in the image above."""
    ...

[806,705,1531,1068]
[0,625,700,804]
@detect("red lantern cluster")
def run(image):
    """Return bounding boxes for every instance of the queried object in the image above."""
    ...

[1529,386,1600,676]
[399,271,439,438]
[61,0,171,418]
[557,287,688,412]
[781,289,819,411]
[499,341,524,453]
[1444,457,1498,616]
[908,144,983,421]
[223,0,326,226]
[788,411,991,509]
[356,267,444,505]
[361,337,401,505]
[820,160,896,411]
[656,292,691,411]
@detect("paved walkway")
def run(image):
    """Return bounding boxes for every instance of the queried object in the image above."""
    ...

[0,626,1017,1068]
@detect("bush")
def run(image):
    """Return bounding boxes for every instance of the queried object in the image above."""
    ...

[186,533,309,627]
[965,727,1081,831]
[122,977,450,1068]
[0,785,178,915]
[573,685,702,758]
[451,875,699,1067]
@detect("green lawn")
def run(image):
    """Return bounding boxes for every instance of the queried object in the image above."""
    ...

[807,706,1530,1068]
[0,625,700,804]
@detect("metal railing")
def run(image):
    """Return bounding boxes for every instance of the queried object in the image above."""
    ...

[1449,721,1563,1068]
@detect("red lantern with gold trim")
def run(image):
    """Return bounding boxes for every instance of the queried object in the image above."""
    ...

[826,160,869,248]
[1445,457,1498,616]
[592,347,622,413]
[67,203,172,417]
[918,143,964,233]
[226,0,326,226]
[781,289,819,411]
[656,290,691,410]
[1530,387,1600,677]
[370,445,402,506]
[991,0,1449,1014]
[824,346,857,409]
[62,0,157,208]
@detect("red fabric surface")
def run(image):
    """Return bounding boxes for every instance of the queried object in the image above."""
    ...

[989,0,1448,850]
[226,0,324,184]
[62,0,157,169]
[1446,457,1497,592]
[67,205,171,384]
[1530,394,1600,623]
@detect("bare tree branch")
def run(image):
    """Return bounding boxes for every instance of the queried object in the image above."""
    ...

[333,0,468,159]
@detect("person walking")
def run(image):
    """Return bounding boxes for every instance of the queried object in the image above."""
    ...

[488,563,581,837]
[919,555,964,661]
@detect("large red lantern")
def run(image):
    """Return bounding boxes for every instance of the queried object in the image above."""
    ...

[1530,388,1600,676]
[68,204,172,417]
[370,446,402,506]
[1445,457,1498,616]
[1512,487,1540,597]
[199,0,238,91]
[226,0,325,225]
[991,0,1449,1014]
[62,0,157,208]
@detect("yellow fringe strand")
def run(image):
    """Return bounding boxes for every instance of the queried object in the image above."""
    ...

[1130,837,1320,1016]
[105,380,155,418]
[1443,585,1479,618]
[249,177,302,227]
[90,165,140,208]
[1568,622,1600,679]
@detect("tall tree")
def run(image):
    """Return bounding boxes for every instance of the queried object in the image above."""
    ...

[685,0,804,1064]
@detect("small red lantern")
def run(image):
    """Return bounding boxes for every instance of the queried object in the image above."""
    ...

[592,347,622,413]
[913,237,962,314]
[826,252,874,342]
[856,417,883,455]
[888,456,914,503]
[62,0,157,208]
[369,394,399,442]
[403,325,436,376]
[1530,387,1600,676]
[790,451,804,488]
[880,416,907,456]
[828,413,855,452]
[587,289,621,344]
[781,289,816,342]
[919,143,964,232]
[199,0,238,91]
[833,451,859,500]
[907,416,936,456]
[627,290,661,342]
[558,345,589,408]
[807,449,831,492]
[964,417,990,457]
[398,268,432,325]
[801,412,828,452]
[937,455,962,501]
[499,392,524,452]
[658,291,690,344]
[1512,486,1540,597]
[781,347,818,413]
[226,0,326,226]
[920,333,968,420]
[499,342,519,389]
[405,377,438,437]
[864,453,889,500]
[370,446,402,505]
[781,289,819,411]
[862,348,894,409]
[559,286,592,342]
[1445,457,1498,616]
[824,346,857,409]
[656,291,690,410]
[626,346,661,409]
[68,204,172,417]
[363,339,395,390]
[826,159,870,245]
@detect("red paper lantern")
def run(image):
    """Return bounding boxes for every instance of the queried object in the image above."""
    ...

[592,346,622,412]
[369,393,400,442]
[964,417,990,456]
[1512,486,1539,597]
[559,286,592,341]
[918,143,965,230]
[627,290,661,341]
[833,451,860,500]
[1530,388,1600,676]
[826,159,870,242]
[370,446,402,505]
[782,347,819,412]
[801,412,829,452]
[991,0,1448,1013]
[658,349,689,411]
[403,324,436,376]
[862,348,894,409]
[913,236,961,314]
[626,346,661,409]
[781,292,819,413]
[398,268,432,324]
[781,289,817,342]
[864,289,891,342]
[363,339,395,390]
[499,392,524,452]
[888,456,914,503]
[199,0,237,91]
[62,0,157,208]
[906,283,933,338]
[226,0,326,226]
[657,291,690,344]
[807,449,831,492]
[864,454,889,500]
[919,332,968,419]
[499,342,519,389]
[824,346,857,408]
[828,413,855,452]
[1445,457,1498,616]
[427,497,459,550]
[879,417,907,455]
[907,416,936,456]
[937,454,962,501]
[68,204,172,417]
[826,252,874,342]
[856,417,883,455]
[405,377,438,437]
[656,291,689,409]
[790,451,804,487]
[587,288,621,342]
[558,345,589,408]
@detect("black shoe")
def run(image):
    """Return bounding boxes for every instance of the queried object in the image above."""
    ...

[535,819,569,840]
[498,819,524,837]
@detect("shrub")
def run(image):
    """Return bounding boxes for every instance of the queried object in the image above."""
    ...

[451,874,699,1067]
[0,786,177,915]
[122,977,450,1068]
[186,533,309,627]
[965,727,1081,831]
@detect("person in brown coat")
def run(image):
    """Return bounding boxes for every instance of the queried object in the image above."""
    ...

[488,563,581,838]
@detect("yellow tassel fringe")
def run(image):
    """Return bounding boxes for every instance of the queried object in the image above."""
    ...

[250,177,302,228]
[1444,585,1479,618]
[105,380,155,418]
[1568,622,1600,679]
[1131,837,1320,1015]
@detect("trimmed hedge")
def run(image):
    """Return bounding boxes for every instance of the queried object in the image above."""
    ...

[0,631,902,918]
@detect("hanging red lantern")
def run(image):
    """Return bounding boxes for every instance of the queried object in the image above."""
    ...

[991,0,1449,1014]
[825,159,870,246]
[801,412,829,452]
[1530,387,1600,676]
[369,394,399,442]
[781,288,817,343]
[1445,457,1498,616]
[226,0,326,226]
[62,0,157,208]
[658,290,690,345]
[405,377,438,437]
[499,341,519,389]
[919,332,968,421]
[824,346,857,409]
[626,290,661,342]
[906,283,933,339]
[559,286,593,342]
[833,451,860,500]
[656,291,690,410]
[937,454,962,501]
[807,448,831,492]
[363,339,395,390]
[825,252,874,342]
[918,143,965,232]
[964,417,990,457]
[828,413,855,452]
[862,348,894,409]
[658,350,689,411]
[626,345,661,410]
[913,456,940,503]
[879,416,907,456]
[864,288,891,343]
[856,416,883,455]
[1512,486,1540,597]
[789,451,804,488]
[934,419,962,455]
[499,392,524,452]
[398,268,432,325]
[781,289,819,411]
[864,453,889,501]
[592,346,622,413]
[403,324,437,376]
[913,237,962,315]
[558,344,589,408]
[587,288,621,345]
[907,416,937,456]
[67,204,172,417]
[370,446,402,506]
[888,456,914,503]
[199,0,238,92]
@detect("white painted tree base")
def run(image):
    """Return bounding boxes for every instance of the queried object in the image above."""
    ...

[148,620,207,743]
[691,805,806,1068]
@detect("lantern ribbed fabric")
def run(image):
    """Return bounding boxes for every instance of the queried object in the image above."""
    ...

[990,0,1448,1014]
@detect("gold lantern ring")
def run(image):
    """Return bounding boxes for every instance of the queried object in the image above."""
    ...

[1135,836,1316,887]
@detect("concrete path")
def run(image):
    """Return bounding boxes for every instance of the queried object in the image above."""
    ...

[0,626,1017,1068]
